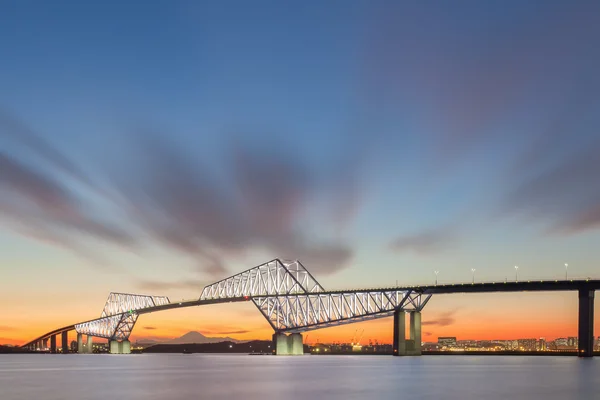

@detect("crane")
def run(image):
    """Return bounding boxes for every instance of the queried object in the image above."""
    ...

[350,329,359,346]
[352,329,365,352]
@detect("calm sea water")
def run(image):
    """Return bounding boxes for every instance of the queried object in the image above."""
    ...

[0,354,598,400]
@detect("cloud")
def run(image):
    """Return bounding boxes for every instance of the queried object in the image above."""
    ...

[0,109,92,185]
[213,330,250,335]
[423,311,456,327]
[110,133,354,277]
[1,105,364,279]
[503,144,600,235]
[0,151,136,265]
[143,326,157,330]
[0,326,15,331]
[389,227,456,255]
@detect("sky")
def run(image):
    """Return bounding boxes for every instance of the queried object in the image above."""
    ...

[1,0,599,346]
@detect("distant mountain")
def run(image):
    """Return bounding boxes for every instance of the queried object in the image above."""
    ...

[165,331,242,345]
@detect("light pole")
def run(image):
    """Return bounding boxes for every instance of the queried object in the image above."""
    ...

[514,265,519,282]
[565,263,568,280]
[434,270,439,286]
[471,268,476,284]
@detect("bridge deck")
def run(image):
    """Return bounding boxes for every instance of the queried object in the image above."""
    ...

[324,279,600,295]
[22,279,600,347]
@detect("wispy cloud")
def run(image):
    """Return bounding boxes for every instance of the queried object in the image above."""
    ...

[212,329,250,335]
[0,118,137,267]
[503,143,600,235]
[389,227,456,255]
[143,326,157,330]
[423,311,457,327]
[1,109,366,279]
[109,133,355,277]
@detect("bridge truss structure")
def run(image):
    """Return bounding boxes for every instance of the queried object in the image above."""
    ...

[26,259,430,345]
[200,259,324,299]
[253,290,430,333]
[75,293,170,341]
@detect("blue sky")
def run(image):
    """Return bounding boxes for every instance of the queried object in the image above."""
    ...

[1,1,599,342]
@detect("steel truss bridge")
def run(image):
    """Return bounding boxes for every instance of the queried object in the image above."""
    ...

[22,259,600,357]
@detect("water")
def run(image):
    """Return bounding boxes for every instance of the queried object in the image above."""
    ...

[0,354,598,400]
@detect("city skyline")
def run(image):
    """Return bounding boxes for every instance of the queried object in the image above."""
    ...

[1,1,600,346]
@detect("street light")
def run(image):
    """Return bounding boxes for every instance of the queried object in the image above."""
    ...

[471,268,476,284]
[565,263,568,280]
[515,265,519,282]
[434,271,439,286]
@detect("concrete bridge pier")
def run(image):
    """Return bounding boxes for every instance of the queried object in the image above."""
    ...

[272,332,304,355]
[43,338,48,350]
[393,310,422,356]
[50,335,57,353]
[77,333,84,353]
[86,335,93,353]
[410,311,422,356]
[61,331,69,354]
[578,289,595,358]
[109,340,131,354]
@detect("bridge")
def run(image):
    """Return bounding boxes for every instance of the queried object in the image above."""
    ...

[22,259,599,357]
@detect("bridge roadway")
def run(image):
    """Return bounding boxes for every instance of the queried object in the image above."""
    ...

[22,278,599,356]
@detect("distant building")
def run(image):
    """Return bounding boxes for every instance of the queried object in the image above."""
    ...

[517,339,537,351]
[70,340,77,352]
[555,338,568,348]
[438,337,457,348]
[538,338,546,351]
[567,337,578,348]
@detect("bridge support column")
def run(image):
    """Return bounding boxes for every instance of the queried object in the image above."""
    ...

[119,340,131,354]
[289,333,304,355]
[77,333,84,354]
[109,340,120,354]
[61,331,69,354]
[272,333,304,355]
[409,311,422,356]
[86,335,93,354]
[43,338,48,350]
[273,333,290,355]
[393,309,406,356]
[50,335,57,353]
[393,310,422,356]
[578,289,595,358]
